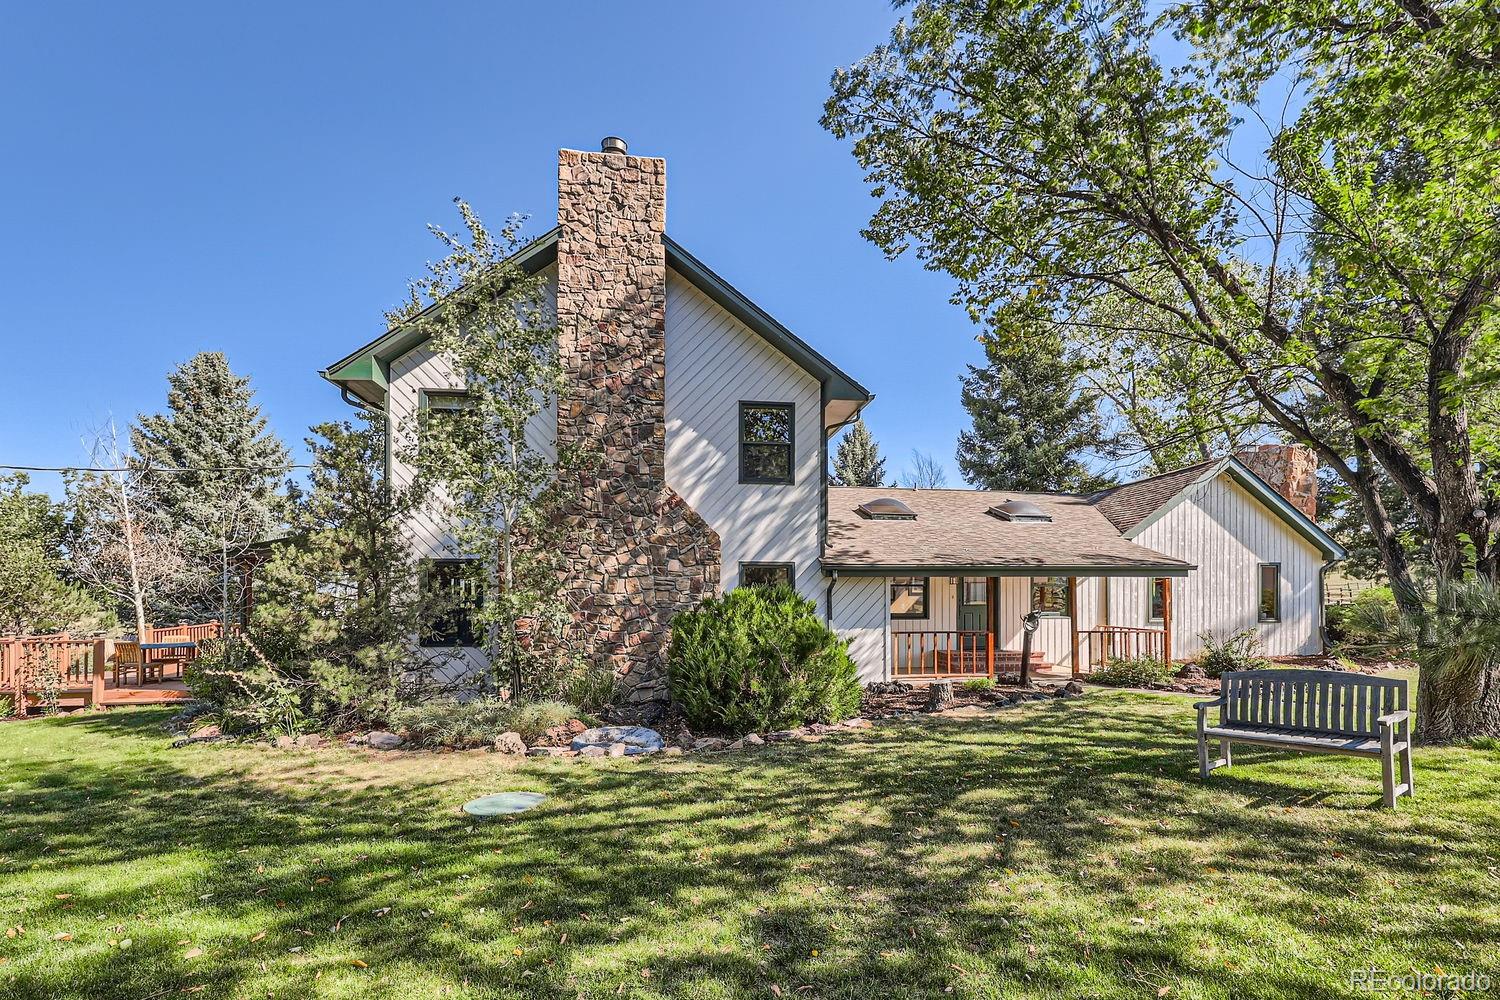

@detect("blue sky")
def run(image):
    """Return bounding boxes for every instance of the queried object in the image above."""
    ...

[0,0,989,495]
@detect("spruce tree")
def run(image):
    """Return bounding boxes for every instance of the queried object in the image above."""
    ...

[131,352,289,620]
[830,418,887,486]
[956,334,1113,494]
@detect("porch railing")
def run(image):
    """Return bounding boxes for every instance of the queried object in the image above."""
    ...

[892,631,993,677]
[1080,626,1167,671]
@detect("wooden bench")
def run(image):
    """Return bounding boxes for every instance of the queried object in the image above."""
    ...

[1195,669,1414,808]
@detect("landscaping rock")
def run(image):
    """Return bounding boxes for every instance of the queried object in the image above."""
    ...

[841,717,872,729]
[274,735,295,749]
[189,724,222,740]
[691,737,728,752]
[765,729,802,742]
[607,742,628,758]
[725,733,764,751]
[527,746,575,758]
[294,734,324,749]
[571,725,665,756]
[662,746,683,756]
[1062,680,1086,696]
[577,745,608,758]
[368,731,403,751]
[492,732,526,756]
[1175,664,1207,680]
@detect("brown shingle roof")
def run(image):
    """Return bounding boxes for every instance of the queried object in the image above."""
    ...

[825,487,1194,575]
[1090,459,1220,533]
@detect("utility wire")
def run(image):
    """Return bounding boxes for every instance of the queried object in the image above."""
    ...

[1,463,312,474]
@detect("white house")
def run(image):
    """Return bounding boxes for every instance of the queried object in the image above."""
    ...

[320,138,1346,702]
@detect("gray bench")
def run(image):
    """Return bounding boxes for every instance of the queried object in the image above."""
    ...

[1195,669,1413,808]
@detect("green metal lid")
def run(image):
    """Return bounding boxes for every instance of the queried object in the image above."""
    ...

[462,792,547,817]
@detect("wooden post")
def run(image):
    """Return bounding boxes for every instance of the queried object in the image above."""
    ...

[91,639,111,708]
[1162,578,1174,666]
[1068,576,1081,678]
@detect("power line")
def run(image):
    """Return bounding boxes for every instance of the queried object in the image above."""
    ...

[1,463,311,474]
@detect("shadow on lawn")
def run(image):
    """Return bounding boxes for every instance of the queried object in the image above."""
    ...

[1,696,1492,999]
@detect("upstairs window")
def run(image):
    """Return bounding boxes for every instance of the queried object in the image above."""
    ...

[1259,564,1281,622]
[740,562,794,589]
[1030,576,1071,616]
[739,402,794,484]
[890,577,929,619]
[419,390,474,456]
[1149,578,1168,622]
[421,559,482,647]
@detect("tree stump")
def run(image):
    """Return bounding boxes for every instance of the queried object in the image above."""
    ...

[925,680,955,713]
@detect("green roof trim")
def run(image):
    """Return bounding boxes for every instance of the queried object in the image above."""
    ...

[320,228,872,410]
[1123,457,1347,561]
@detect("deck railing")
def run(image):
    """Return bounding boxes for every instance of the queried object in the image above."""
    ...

[892,631,994,677]
[1080,625,1168,671]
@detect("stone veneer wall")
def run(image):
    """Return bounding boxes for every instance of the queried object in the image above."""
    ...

[1237,444,1318,519]
[554,147,721,712]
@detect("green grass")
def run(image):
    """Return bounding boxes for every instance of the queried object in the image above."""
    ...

[1,690,1497,999]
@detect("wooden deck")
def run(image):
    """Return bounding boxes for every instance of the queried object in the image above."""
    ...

[3,625,216,716]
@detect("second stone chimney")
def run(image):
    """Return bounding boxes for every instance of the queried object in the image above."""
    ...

[553,139,720,712]
[1236,444,1318,519]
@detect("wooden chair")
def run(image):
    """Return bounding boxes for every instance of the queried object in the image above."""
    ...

[1196,669,1413,808]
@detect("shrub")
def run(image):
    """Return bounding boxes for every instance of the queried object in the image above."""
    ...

[0,694,12,718]
[1090,656,1174,687]
[668,585,862,735]
[959,677,995,692]
[388,698,583,749]
[1195,628,1271,678]
[1327,586,1412,657]
[183,639,309,737]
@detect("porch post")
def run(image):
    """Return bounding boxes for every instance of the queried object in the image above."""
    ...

[1068,576,1081,678]
[1162,577,1174,665]
[986,576,998,678]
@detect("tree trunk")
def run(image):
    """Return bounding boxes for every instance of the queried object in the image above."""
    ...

[925,680,955,712]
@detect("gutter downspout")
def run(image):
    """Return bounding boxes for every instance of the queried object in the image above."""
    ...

[825,569,838,625]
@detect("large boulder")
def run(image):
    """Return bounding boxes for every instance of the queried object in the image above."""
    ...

[368,731,403,751]
[493,732,526,756]
[570,725,665,756]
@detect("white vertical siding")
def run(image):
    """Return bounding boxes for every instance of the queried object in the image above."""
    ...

[384,272,558,678]
[830,576,889,682]
[1121,474,1324,656]
[664,271,824,603]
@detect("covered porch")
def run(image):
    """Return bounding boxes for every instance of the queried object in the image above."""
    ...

[888,573,1178,680]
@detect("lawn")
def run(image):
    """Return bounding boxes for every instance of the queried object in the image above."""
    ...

[1,690,1497,999]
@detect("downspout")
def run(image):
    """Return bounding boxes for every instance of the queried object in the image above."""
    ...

[825,569,838,624]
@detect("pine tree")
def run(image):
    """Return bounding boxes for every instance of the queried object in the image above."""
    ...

[131,352,289,620]
[956,334,1114,494]
[829,418,887,486]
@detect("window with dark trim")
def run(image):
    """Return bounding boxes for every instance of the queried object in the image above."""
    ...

[1030,576,1071,616]
[421,559,482,647]
[1149,578,1168,622]
[418,390,473,457]
[740,562,794,589]
[1258,563,1281,622]
[890,576,929,619]
[739,402,794,484]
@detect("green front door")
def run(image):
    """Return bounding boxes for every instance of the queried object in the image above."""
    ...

[957,577,988,633]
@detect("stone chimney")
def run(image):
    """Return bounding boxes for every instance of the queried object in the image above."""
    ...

[1236,444,1318,519]
[554,139,720,714]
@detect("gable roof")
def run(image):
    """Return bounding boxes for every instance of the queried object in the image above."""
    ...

[1093,457,1346,560]
[321,228,873,423]
[824,487,1195,576]
[1091,460,1219,533]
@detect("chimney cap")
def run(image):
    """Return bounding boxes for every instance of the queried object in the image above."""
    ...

[600,136,628,155]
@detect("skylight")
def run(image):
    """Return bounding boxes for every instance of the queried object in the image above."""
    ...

[988,499,1052,523]
[857,497,917,521]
